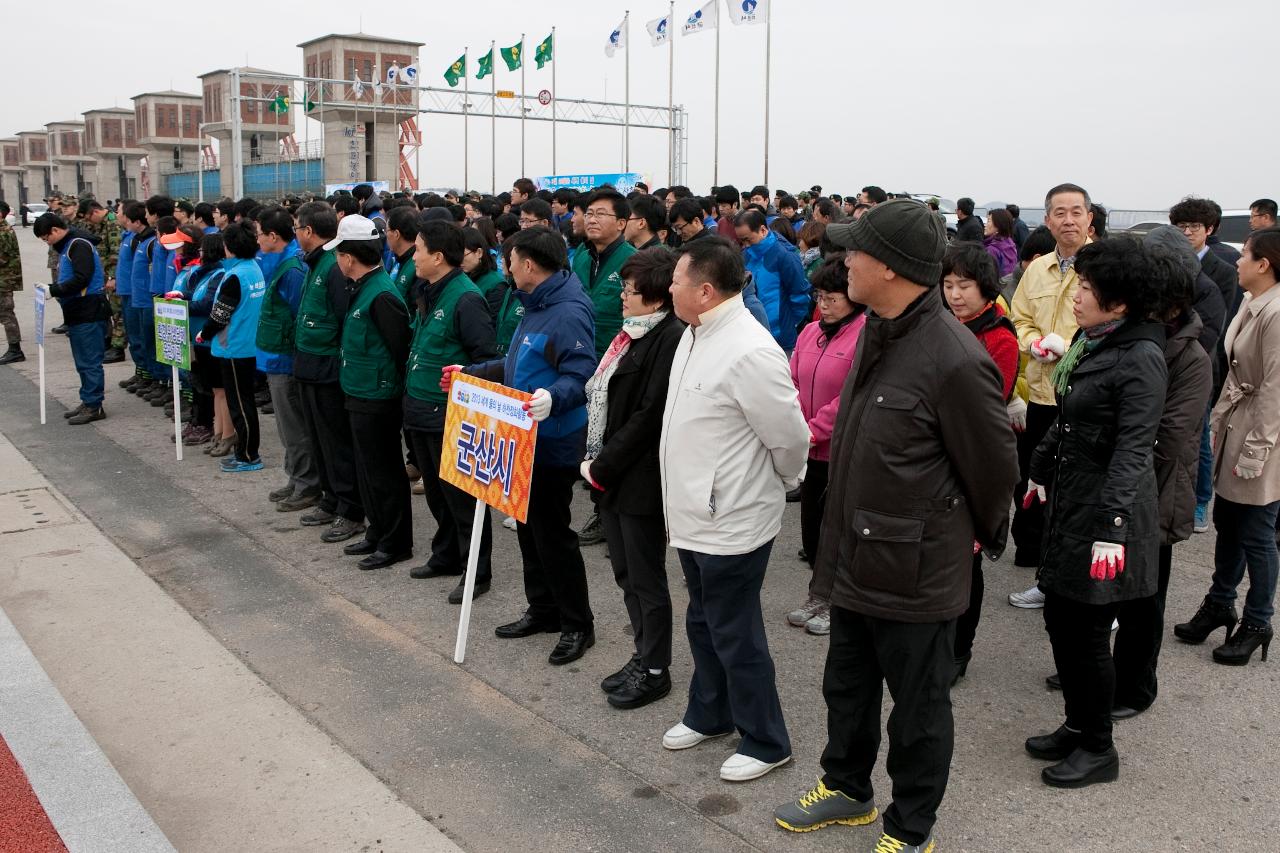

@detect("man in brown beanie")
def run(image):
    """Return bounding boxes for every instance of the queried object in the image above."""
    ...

[773,199,1018,852]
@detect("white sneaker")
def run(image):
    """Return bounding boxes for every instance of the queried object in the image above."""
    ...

[787,595,825,627]
[1008,584,1045,609]
[662,722,729,751]
[804,604,831,635]
[719,752,791,782]
[502,515,517,530]
[1112,618,1119,632]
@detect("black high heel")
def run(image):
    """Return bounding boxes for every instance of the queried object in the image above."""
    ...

[1212,622,1273,665]
[1173,596,1239,644]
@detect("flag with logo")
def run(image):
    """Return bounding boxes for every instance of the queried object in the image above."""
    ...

[398,64,419,85]
[646,14,671,46]
[353,77,366,98]
[534,33,553,69]
[725,0,769,25]
[604,17,627,57]
[444,55,466,87]
[266,95,289,114]
[476,48,494,79]
[500,40,523,71]
[682,1,717,35]
[385,63,400,85]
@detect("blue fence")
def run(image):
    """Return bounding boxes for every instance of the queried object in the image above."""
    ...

[163,171,220,200]
[162,159,324,200]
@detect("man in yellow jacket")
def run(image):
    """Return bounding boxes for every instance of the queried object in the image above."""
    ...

[1007,183,1093,594]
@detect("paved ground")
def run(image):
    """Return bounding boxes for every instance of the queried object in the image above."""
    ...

[2,226,1279,851]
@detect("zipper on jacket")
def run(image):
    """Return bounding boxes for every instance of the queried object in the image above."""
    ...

[661,327,697,541]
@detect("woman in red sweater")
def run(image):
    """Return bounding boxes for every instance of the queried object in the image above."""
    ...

[941,242,1020,685]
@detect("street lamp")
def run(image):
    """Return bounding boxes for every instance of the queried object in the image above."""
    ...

[197,122,209,203]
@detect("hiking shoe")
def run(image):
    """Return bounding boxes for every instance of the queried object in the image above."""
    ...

[1194,503,1210,533]
[872,831,935,852]
[63,402,89,419]
[182,426,213,446]
[66,406,105,425]
[321,517,366,543]
[300,508,337,527]
[774,780,877,833]
[502,515,517,530]
[412,478,426,495]
[102,347,125,364]
[119,374,140,389]
[221,457,265,473]
[1008,584,1045,609]
[804,604,831,635]
[208,438,235,457]
[269,484,295,502]
[787,595,826,627]
[276,492,320,512]
[577,511,605,545]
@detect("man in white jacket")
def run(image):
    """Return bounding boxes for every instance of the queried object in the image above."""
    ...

[658,237,811,782]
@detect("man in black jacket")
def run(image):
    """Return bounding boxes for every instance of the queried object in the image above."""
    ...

[954,197,984,243]
[774,200,1017,852]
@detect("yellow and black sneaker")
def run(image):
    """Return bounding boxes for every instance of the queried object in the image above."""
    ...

[873,830,936,852]
[773,779,877,832]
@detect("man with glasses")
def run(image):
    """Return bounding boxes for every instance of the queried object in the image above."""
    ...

[625,194,668,251]
[518,198,554,230]
[1250,198,1277,231]
[669,198,714,246]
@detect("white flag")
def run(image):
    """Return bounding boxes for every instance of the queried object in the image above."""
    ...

[604,17,627,57]
[682,1,717,36]
[374,80,384,98]
[385,63,400,85]
[353,77,366,98]
[725,0,769,26]
[646,15,671,46]
[398,64,418,85]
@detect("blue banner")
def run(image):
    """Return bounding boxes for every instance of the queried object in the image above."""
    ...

[535,172,644,194]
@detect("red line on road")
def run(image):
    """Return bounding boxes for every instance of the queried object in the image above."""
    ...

[0,733,68,853]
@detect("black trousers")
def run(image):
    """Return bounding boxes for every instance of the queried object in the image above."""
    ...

[405,428,493,583]
[1043,592,1120,753]
[820,606,955,847]
[189,347,217,430]
[679,541,790,763]
[800,458,829,570]
[348,406,413,554]
[953,552,984,660]
[1112,543,1173,712]
[221,356,261,462]
[600,507,672,670]
[298,381,364,523]
[515,464,593,632]
[1010,402,1058,567]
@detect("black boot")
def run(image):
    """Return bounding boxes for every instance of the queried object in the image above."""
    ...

[0,345,24,365]
[1025,724,1081,761]
[102,347,125,364]
[1173,596,1238,644]
[1212,621,1273,665]
[1042,746,1119,789]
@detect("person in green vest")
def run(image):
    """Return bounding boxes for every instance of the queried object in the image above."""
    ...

[462,227,505,297]
[484,239,526,360]
[328,214,415,571]
[403,221,499,601]
[385,206,419,302]
[571,189,635,547]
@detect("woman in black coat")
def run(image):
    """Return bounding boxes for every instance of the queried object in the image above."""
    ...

[580,248,686,711]
[1022,240,1168,789]
[1110,247,1213,718]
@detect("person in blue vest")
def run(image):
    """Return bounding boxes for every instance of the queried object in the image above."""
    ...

[143,196,179,402]
[127,206,158,398]
[114,202,143,389]
[253,207,320,511]
[328,214,415,571]
[733,208,812,354]
[196,220,268,472]
[33,212,111,424]
[444,226,599,666]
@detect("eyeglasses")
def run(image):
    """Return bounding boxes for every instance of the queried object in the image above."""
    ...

[621,287,640,297]
[816,293,847,306]
[519,218,547,228]
[584,211,618,221]
[1175,222,1205,233]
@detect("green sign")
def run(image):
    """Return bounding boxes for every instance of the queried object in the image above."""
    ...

[153,298,191,371]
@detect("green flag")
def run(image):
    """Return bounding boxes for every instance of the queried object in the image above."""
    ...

[305,99,317,112]
[443,55,466,87]
[500,41,523,72]
[476,49,494,80]
[267,95,289,114]
[534,33,553,69]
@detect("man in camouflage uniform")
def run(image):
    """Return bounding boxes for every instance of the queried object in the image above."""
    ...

[75,198,125,362]
[0,202,23,364]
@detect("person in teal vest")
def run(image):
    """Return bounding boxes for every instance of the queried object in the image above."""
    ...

[462,227,505,297]
[403,221,498,601]
[328,214,415,571]
[196,220,268,471]
[385,206,419,302]
[34,213,111,424]
[254,207,320,511]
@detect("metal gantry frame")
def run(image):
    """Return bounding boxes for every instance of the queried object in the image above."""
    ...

[228,69,687,197]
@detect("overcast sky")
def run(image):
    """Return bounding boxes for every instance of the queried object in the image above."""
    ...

[4,0,1274,209]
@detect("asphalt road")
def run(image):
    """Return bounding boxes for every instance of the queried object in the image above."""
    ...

[2,226,1277,851]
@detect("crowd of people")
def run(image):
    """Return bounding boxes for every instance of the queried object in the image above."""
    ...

[2,175,1279,853]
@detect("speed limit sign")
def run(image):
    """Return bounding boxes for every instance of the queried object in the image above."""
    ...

[537,89,552,106]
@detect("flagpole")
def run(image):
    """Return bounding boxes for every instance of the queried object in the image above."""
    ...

[464,47,470,192]
[489,40,496,194]
[667,1,674,186]
[551,27,558,175]
[520,34,526,177]
[624,11,631,172]
[763,0,772,185]
[713,0,720,186]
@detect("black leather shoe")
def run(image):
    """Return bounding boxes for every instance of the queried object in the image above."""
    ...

[409,563,463,580]
[1173,596,1238,644]
[357,550,412,571]
[343,539,377,556]
[601,656,643,693]
[51,324,67,334]
[1110,705,1146,721]
[1042,746,1119,788]
[102,347,125,364]
[1025,725,1081,761]
[607,669,671,709]
[1045,673,1062,691]
[448,579,490,604]
[495,613,561,639]
[549,630,595,665]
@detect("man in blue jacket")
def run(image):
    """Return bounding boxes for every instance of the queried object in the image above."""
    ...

[733,209,811,353]
[445,226,599,666]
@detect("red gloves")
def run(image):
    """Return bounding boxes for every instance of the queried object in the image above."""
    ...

[1021,480,1046,509]
[1090,542,1125,581]
[440,364,463,393]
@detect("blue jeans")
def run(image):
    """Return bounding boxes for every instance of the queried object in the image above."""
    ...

[132,300,159,378]
[1209,496,1280,627]
[1194,401,1213,506]
[120,295,145,375]
[66,320,108,407]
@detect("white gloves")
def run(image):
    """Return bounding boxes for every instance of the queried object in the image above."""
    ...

[579,460,602,490]
[1090,542,1125,581]
[523,388,552,421]
[1022,480,1046,509]
[1235,456,1265,480]
[1007,396,1028,432]
[1030,333,1066,363]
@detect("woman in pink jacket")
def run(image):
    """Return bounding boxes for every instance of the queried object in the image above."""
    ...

[786,253,866,635]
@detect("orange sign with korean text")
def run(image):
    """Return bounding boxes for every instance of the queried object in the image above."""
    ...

[439,375,538,524]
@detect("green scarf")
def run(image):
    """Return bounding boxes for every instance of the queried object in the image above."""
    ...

[1051,319,1124,397]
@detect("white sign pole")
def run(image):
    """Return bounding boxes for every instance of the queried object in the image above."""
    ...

[171,363,183,461]
[38,344,46,425]
[453,498,487,664]
[35,285,46,424]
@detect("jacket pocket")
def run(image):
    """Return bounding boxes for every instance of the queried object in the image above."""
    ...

[863,387,924,445]
[849,507,924,597]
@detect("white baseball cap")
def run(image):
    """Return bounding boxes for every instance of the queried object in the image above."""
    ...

[323,214,381,251]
